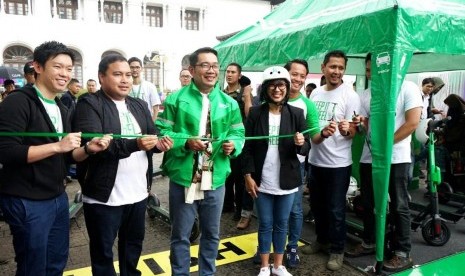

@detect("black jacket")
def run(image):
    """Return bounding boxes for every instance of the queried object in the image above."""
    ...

[0,87,72,200]
[73,90,160,202]
[242,103,310,190]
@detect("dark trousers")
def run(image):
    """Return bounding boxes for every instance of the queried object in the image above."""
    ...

[359,163,412,255]
[225,156,253,212]
[83,198,147,276]
[388,163,412,255]
[0,193,69,276]
[360,163,376,245]
[310,165,351,254]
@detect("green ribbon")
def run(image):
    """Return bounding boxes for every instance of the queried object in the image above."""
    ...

[0,128,313,141]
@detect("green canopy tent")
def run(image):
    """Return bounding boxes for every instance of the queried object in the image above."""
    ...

[215,0,465,272]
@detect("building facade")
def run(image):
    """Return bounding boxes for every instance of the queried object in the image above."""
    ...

[0,0,275,91]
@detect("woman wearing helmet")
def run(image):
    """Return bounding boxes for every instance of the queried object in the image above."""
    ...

[242,66,310,276]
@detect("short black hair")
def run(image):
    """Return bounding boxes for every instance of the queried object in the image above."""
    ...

[365,53,371,64]
[306,83,317,89]
[323,50,348,66]
[128,57,142,66]
[226,62,242,74]
[4,79,14,87]
[68,78,79,85]
[33,41,75,68]
[87,79,96,83]
[189,47,218,67]
[284,59,309,74]
[98,54,127,75]
[422,77,435,86]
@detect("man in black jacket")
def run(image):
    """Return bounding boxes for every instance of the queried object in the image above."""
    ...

[0,41,111,276]
[73,54,172,276]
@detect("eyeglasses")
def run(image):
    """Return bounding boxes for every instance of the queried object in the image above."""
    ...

[195,63,219,71]
[180,75,192,78]
[268,82,287,91]
[130,66,141,70]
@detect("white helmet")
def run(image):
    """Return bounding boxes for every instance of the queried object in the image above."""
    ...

[415,119,431,144]
[262,66,290,84]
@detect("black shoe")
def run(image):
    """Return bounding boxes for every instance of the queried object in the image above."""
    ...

[304,210,314,223]
[383,255,413,272]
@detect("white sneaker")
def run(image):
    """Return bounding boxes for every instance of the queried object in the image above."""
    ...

[258,266,271,276]
[272,265,292,276]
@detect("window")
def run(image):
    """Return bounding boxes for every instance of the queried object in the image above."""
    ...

[70,49,83,83]
[53,0,78,20]
[103,1,123,24]
[145,5,163,27]
[3,45,33,71]
[144,53,161,87]
[185,10,199,31]
[4,0,29,15]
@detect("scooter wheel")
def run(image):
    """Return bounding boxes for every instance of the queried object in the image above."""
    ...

[421,219,450,246]
[189,217,200,243]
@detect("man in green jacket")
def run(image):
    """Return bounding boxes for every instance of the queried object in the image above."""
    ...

[156,47,245,275]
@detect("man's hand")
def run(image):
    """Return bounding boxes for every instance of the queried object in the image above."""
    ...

[222,141,235,155]
[186,138,208,151]
[58,132,82,153]
[86,135,113,154]
[294,132,304,146]
[137,135,159,151]
[156,136,174,152]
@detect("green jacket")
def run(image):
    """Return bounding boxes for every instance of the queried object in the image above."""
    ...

[156,82,245,188]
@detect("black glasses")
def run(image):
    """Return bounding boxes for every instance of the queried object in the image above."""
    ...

[195,63,219,71]
[269,82,286,91]
[180,75,192,78]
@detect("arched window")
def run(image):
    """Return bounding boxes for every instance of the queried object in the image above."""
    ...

[70,49,83,83]
[143,52,161,87]
[3,45,33,71]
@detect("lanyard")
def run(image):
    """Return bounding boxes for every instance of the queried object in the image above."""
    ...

[131,84,142,99]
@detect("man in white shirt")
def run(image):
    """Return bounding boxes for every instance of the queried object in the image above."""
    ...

[346,53,422,272]
[128,57,162,121]
[301,50,360,272]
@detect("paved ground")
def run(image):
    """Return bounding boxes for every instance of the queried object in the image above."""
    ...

[1,153,464,275]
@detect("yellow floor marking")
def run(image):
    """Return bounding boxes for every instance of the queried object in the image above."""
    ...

[64,232,304,276]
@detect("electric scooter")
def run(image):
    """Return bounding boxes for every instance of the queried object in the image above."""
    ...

[409,118,451,246]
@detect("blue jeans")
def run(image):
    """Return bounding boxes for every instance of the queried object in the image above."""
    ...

[287,162,305,249]
[310,165,351,254]
[169,181,225,276]
[83,198,147,276]
[388,163,412,255]
[256,192,295,254]
[0,193,69,276]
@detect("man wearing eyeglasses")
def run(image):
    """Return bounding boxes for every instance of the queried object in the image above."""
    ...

[156,47,245,276]
[128,57,161,122]
[179,69,192,87]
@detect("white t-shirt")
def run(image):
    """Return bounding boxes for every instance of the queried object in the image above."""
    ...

[260,113,297,195]
[420,92,430,120]
[359,81,423,164]
[130,80,161,116]
[309,84,360,167]
[83,100,148,206]
[39,97,63,135]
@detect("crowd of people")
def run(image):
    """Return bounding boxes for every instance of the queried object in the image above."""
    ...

[0,39,442,276]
